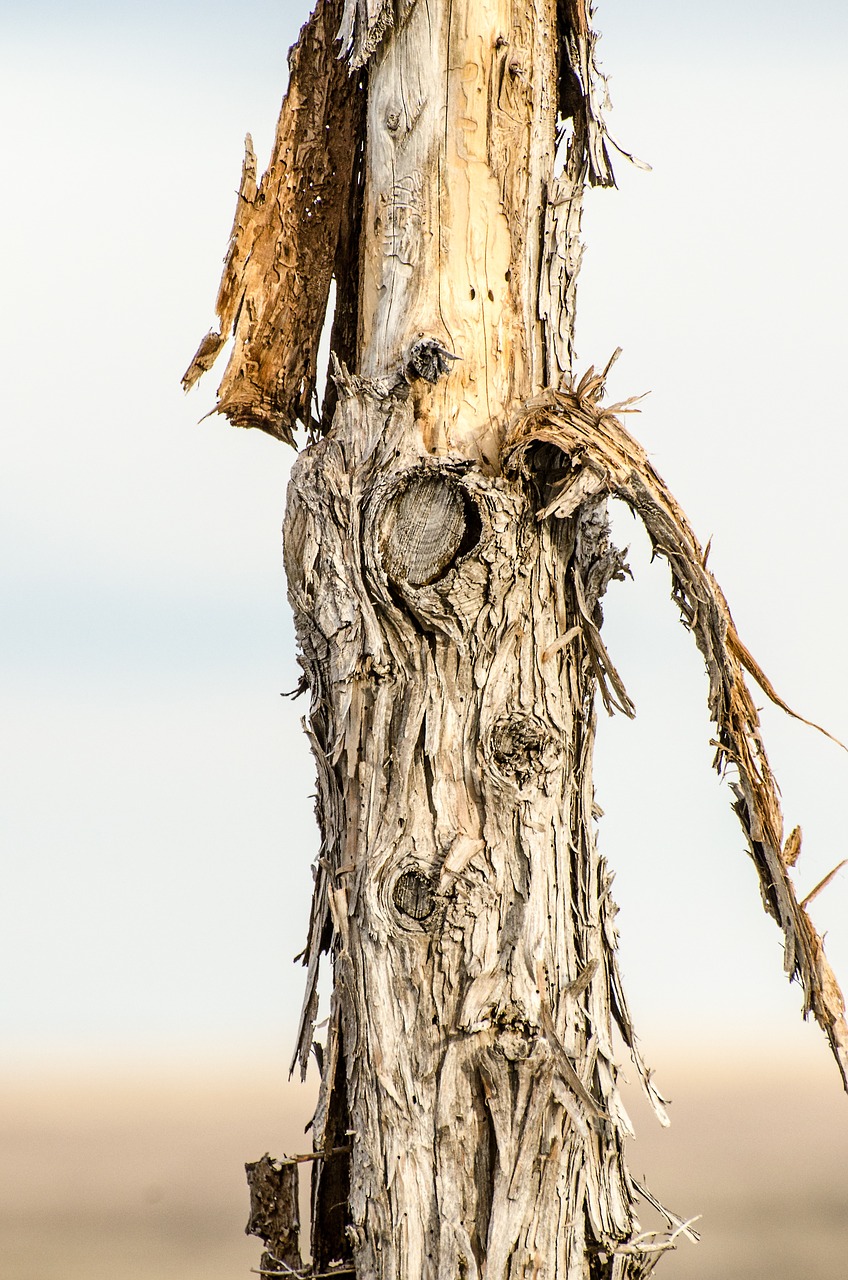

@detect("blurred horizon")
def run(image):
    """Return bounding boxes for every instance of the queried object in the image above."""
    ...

[3,1043,847,1280]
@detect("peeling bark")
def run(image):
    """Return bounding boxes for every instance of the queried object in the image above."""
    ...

[284,364,682,1279]
[182,0,366,443]
[281,357,848,1280]
[246,1154,304,1276]
[505,379,848,1086]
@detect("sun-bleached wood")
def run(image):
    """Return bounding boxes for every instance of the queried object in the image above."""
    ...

[356,0,556,467]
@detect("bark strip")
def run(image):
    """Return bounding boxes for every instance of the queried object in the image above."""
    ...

[183,0,366,443]
[504,375,848,1089]
[245,1154,303,1276]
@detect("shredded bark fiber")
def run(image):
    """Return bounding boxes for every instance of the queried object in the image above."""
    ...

[279,359,847,1277]
[284,362,698,1278]
[504,369,848,1090]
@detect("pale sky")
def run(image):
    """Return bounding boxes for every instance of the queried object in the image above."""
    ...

[2,0,847,1088]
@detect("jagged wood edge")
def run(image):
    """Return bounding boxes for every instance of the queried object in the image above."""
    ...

[340,0,616,176]
[182,0,364,444]
[183,0,617,443]
[503,378,848,1091]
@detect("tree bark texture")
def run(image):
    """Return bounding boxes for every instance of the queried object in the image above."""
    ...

[285,371,674,1279]
[187,1,848,1277]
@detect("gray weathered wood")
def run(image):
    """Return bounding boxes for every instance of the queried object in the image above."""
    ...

[245,1154,303,1276]
[285,367,677,1279]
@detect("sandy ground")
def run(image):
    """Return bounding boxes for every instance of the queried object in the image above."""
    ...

[2,1044,846,1279]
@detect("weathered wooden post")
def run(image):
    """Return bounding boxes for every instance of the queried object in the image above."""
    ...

[185,1,848,1275]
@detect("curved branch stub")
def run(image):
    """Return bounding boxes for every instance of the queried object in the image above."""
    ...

[404,338,461,386]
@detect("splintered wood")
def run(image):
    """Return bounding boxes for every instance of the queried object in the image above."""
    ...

[245,1155,303,1276]
[182,0,365,443]
[505,374,848,1089]
[186,0,612,457]
[185,0,847,1276]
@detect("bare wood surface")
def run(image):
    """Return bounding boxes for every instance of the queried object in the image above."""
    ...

[356,0,557,466]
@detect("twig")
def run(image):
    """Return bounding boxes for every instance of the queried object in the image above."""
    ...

[276,1145,352,1165]
[631,1177,701,1243]
[251,1269,356,1278]
[800,859,847,910]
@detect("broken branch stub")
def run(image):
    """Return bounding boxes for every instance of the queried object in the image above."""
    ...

[185,0,620,456]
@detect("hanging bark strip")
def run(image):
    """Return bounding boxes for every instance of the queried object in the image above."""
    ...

[504,376,848,1089]
[185,0,846,1275]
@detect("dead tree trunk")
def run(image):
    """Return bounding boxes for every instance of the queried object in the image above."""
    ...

[185,1,848,1276]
